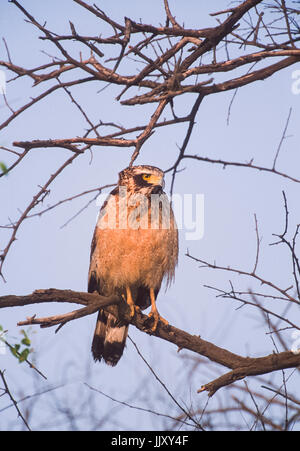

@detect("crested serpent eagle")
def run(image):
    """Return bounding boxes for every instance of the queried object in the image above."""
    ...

[88,165,178,366]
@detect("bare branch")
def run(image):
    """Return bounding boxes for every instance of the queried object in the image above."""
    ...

[1,288,300,397]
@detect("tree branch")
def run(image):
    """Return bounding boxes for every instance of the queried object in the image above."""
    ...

[1,288,300,396]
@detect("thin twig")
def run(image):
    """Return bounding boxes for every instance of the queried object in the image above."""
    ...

[0,370,31,431]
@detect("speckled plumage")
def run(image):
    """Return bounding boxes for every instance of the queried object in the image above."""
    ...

[88,165,178,366]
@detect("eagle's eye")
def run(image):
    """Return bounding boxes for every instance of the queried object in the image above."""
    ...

[142,174,151,181]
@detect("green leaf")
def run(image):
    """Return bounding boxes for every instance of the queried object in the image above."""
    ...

[7,328,33,363]
[18,348,30,363]
[0,162,8,175]
[10,344,20,358]
[21,337,31,346]
[21,330,31,346]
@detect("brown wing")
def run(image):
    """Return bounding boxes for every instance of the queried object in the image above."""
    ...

[87,186,118,295]
[88,186,129,365]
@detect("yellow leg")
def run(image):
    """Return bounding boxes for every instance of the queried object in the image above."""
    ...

[148,288,169,332]
[123,287,141,318]
[125,286,135,318]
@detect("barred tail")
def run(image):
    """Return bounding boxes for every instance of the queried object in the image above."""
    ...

[91,310,128,366]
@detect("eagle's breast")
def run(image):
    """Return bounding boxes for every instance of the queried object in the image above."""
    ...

[90,188,178,295]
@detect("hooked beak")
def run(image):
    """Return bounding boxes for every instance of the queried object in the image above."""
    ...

[148,174,164,186]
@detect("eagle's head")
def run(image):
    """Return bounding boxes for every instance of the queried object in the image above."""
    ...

[118,165,165,195]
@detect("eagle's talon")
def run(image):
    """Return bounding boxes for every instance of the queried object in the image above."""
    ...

[148,311,158,332]
[159,316,169,326]
[148,287,169,332]
[148,311,168,332]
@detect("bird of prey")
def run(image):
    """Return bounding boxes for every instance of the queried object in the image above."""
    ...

[88,165,178,366]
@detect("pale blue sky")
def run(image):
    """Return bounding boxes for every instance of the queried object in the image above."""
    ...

[1,0,300,430]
